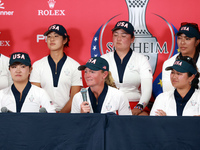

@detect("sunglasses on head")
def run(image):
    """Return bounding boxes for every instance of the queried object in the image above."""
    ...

[181,22,199,29]
[176,55,195,64]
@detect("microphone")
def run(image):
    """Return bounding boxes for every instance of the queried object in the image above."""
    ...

[39,107,47,113]
[80,88,90,113]
[80,88,87,102]
[1,107,13,113]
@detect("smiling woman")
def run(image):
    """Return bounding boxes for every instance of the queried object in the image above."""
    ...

[71,57,132,115]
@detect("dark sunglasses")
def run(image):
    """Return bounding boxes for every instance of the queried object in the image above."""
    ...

[181,22,199,29]
[176,55,195,64]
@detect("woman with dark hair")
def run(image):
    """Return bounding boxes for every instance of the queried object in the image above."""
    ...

[30,24,83,113]
[101,21,153,116]
[151,56,200,116]
[162,22,200,92]
[0,52,55,113]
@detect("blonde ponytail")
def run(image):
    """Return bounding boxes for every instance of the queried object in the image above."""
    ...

[104,71,117,88]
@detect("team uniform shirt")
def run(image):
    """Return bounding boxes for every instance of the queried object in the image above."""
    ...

[30,54,83,111]
[0,54,12,90]
[162,53,200,92]
[101,50,152,105]
[0,82,55,113]
[71,84,132,115]
[150,89,200,116]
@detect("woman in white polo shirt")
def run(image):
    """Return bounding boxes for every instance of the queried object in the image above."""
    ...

[71,57,132,115]
[30,24,83,113]
[0,52,55,113]
[101,21,152,115]
[162,22,200,92]
[151,56,200,116]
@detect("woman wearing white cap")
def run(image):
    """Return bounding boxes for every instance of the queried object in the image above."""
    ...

[71,57,132,115]
[101,21,153,115]
[0,53,12,90]
[162,22,200,92]
[0,52,55,113]
[150,56,200,116]
[30,24,83,113]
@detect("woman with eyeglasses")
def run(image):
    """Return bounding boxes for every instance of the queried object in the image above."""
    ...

[162,22,200,92]
[150,56,200,116]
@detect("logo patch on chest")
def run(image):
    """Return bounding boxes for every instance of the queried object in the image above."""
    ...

[190,100,197,106]
[106,103,112,111]
[128,63,134,71]
[29,95,34,102]
[64,70,70,76]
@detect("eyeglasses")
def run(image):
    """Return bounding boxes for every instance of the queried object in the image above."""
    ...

[181,22,199,30]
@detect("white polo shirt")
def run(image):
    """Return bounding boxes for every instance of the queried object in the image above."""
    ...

[30,55,83,111]
[162,53,200,92]
[71,85,132,115]
[0,83,55,113]
[150,89,200,116]
[101,51,152,103]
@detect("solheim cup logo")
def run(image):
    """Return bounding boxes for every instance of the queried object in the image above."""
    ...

[126,0,158,74]
[91,0,174,75]
[90,0,178,98]
[48,0,56,9]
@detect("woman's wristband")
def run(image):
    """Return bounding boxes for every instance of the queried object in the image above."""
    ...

[134,104,143,111]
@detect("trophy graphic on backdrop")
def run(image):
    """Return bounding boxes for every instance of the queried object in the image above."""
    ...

[125,0,158,74]
[48,0,56,9]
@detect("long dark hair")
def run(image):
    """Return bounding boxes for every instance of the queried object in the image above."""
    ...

[177,23,200,63]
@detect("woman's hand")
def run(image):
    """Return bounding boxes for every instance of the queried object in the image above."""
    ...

[80,101,90,113]
[155,109,166,116]
[131,108,142,115]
